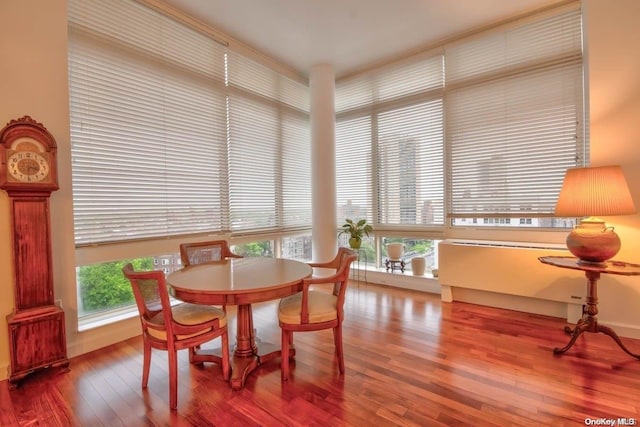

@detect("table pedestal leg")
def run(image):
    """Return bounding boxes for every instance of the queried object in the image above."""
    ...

[228,303,257,390]
[554,270,640,359]
[228,304,296,390]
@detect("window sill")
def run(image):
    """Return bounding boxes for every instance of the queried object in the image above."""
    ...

[77,299,183,332]
[78,306,139,332]
[357,267,440,294]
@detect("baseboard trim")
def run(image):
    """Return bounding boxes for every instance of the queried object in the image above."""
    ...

[67,317,141,358]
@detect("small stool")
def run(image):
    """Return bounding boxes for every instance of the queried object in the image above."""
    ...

[385,258,405,273]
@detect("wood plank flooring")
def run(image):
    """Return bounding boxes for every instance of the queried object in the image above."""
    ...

[3,281,640,426]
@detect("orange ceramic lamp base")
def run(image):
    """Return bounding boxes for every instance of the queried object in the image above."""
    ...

[566,217,620,266]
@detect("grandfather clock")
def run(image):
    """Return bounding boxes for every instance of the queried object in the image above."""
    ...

[0,116,69,384]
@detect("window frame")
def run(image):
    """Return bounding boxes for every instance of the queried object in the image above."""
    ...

[335,2,586,246]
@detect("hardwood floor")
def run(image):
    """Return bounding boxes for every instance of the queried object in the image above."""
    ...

[3,281,640,426]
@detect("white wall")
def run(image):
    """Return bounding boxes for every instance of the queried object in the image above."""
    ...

[0,0,147,381]
[582,0,640,338]
[0,0,78,381]
[1,0,640,381]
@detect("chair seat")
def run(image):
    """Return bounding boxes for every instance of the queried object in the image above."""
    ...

[147,303,227,340]
[278,291,337,325]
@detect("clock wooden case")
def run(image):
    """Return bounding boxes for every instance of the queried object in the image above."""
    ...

[0,116,68,384]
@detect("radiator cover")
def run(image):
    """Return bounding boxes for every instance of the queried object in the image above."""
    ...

[438,239,584,319]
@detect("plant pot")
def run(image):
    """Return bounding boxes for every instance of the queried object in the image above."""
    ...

[386,243,404,260]
[411,257,426,275]
[349,237,362,249]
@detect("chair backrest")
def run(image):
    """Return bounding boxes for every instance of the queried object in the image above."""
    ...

[308,246,355,270]
[331,252,358,303]
[122,263,173,334]
[179,240,242,267]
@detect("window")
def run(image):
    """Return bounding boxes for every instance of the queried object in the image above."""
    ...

[68,0,310,247]
[68,0,310,323]
[232,240,274,258]
[338,234,375,268]
[336,53,445,229]
[227,51,311,234]
[281,234,313,261]
[377,100,444,226]
[335,3,585,237]
[336,117,373,224]
[77,257,150,318]
[77,254,187,328]
[68,0,228,244]
[380,236,440,273]
[447,6,586,226]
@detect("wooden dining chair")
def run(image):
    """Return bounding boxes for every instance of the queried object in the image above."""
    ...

[122,263,230,410]
[278,250,358,381]
[179,239,242,267]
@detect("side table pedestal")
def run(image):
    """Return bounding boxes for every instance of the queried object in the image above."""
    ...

[539,256,640,359]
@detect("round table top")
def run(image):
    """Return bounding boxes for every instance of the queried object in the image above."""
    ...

[167,257,312,305]
[538,256,640,276]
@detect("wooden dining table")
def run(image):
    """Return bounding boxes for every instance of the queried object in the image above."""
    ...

[166,257,312,390]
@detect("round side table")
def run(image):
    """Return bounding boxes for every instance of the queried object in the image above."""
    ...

[539,256,640,359]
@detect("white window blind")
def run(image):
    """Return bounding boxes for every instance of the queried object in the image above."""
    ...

[336,53,444,114]
[447,6,586,219]
[227,94,279,232]
[377,100,444,225]
[69,0,228,245]
[336,54,445,227]
[282,113,313,229]
[226,51,311,234]
[68,0,311,245]
[336,116,373,223]
[336,3,585,230]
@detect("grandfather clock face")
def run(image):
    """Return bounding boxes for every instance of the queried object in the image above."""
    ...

[7,138,52,183]
[0,116,59,192]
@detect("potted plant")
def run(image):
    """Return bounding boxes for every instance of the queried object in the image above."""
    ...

[339,219,373,249]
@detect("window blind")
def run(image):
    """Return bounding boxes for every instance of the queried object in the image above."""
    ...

[68,0,311,245]
[336,54,445,227]
[447,6,586,219]
[336,53,444,114]
[377,100,444,225]
[69,0,228,245]
[335,3,584,230]
[336,116,373,224]
[281,113,313,229]
[221,51,311,234]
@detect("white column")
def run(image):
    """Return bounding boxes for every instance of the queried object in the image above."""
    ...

[310,63,337,262]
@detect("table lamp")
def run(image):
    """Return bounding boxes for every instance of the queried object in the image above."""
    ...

[554,165,636,265]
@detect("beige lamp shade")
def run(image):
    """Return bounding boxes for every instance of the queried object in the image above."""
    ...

[555,165,636,217]
[555,165,636,264]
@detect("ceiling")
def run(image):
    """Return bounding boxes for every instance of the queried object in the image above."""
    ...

[164,0,564,78]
